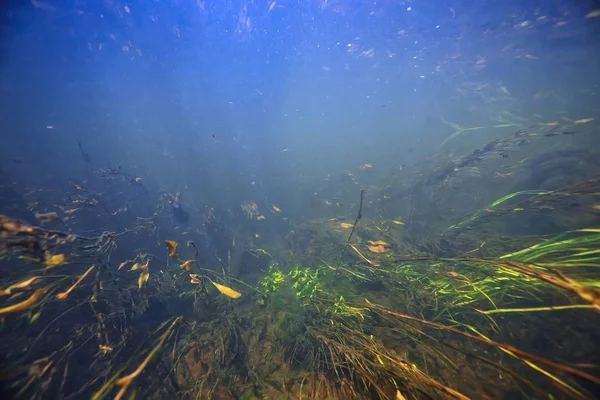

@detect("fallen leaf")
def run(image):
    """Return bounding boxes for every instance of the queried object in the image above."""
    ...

[45,254,67,270]
[367,245,391,253]
[99,345,113,353]
[138,270,150,289]
[367,240,389,246]
[180,260,194,271]
[340,223,353,229]
[212,282,241,299]
[165,240,178,257]
[35,212,60,222]
[118,261,131,270]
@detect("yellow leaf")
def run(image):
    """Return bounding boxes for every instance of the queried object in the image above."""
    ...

[129,263,140,271]
[211,282,241,299]
[138,270,150,289]
[574,118,594,124]
[99,345,113,353]
[367,240,389,246]
[45,254,67,270]
[272,205,281,213]
[340,223,353,229]
[368,244,391,253]
[392,220,404,225]
[30,311,42,323]
[256,215,266,220]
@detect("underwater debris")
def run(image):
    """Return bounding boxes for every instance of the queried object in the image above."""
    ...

[165,240,178,258]
[367,240,392,253]
[138,269,150,289]
[44,253,67,270]
[34,212,60,223]
[189,273,201,284]
[180,260,193,271]
[210,281,242,299]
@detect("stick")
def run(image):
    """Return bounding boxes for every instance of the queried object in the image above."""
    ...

[340,189,365,261]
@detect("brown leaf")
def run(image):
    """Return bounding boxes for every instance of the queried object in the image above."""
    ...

[367,244,391,253]
[180,260,194,271]
[165,240,178,258]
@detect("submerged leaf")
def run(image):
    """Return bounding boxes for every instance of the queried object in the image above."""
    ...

[165,240,178,258]
[340,223,353,229]
[45,254,67,269]
[367,240,389,246]
[211,282,241,299]
[180,260,194,271]
[367,244,391,253]
[30,310,42,323]
[138,270,150,289]
[118,260,131,270]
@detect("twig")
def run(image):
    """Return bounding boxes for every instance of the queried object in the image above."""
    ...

[340,189,365,261]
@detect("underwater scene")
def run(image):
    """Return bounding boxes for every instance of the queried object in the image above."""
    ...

[1,1,599,399]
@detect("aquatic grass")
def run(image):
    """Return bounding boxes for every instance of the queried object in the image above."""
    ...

[2,171,600,400]
[501,229,600,265]
[364,301,600,397]
[447,190,549,231]
[446,177,600,237]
